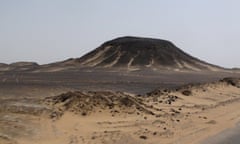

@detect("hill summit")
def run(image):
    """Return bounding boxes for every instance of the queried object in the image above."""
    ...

[76,36,221,71]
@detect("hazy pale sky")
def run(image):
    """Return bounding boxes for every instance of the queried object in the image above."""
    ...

[0,0,240,68]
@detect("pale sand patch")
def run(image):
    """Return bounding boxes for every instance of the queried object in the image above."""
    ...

[81,46,112,66]
[104,52,122,68]
[145,59,154,68]
[182,62,201,71]
[2,79,240,144]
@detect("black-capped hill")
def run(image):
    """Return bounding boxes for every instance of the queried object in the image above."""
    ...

[76,36,221,71]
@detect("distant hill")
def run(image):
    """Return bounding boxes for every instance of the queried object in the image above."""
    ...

[0,62,39,72]
[74,36,222,71]
[0,36,226,72]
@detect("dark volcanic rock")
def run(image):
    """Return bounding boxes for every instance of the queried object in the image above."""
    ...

[76,36,221,71]
[220,77,240,87]
[181,90,192,96]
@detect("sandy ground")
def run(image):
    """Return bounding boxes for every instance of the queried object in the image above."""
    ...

[1,78,240,144]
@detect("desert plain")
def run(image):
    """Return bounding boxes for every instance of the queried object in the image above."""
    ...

[0,69,240,144]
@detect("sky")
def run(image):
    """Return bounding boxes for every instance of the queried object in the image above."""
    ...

[0,0,240,68]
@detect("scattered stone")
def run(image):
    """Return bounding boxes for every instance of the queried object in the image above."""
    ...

[91,136,96,140]
[139,135,147,140]
[206,120,217,124]
[81,112,87,116]
[182,90,192,96]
